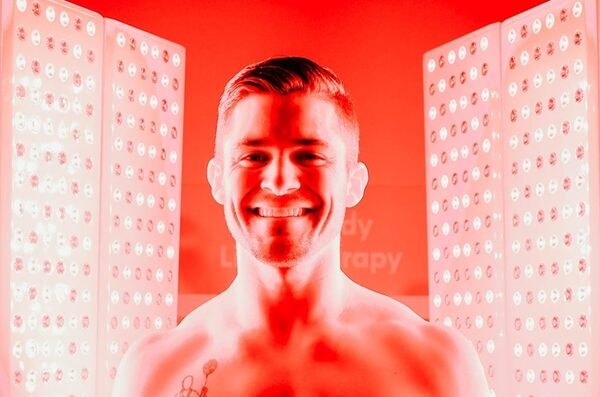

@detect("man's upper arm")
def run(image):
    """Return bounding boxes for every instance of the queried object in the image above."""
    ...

[111,333,160,397]
[426,324,490,397]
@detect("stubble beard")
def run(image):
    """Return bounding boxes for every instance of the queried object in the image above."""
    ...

[226,207,319,268]
[251,231,311,268]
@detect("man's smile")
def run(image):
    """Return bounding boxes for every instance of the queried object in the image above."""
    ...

[250,207,313,218]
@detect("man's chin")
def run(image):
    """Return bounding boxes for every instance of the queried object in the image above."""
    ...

[252,242,308,268]
[255,253,305,269]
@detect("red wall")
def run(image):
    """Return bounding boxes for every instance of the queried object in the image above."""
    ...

[70,0,547,297]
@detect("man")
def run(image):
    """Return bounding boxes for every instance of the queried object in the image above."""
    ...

[112,56,489,396]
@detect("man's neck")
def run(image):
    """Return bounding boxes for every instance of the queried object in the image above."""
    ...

[226,238,350,344]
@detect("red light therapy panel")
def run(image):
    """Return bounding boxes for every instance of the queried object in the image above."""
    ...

[501,0,599,395]
[425,0,600,396]
[96,19,184,396]
[0,1,104,396]
[423,24,506,397]
[0,1,185,396]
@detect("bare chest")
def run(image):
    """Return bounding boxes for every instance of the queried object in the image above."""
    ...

[162,347,431,397]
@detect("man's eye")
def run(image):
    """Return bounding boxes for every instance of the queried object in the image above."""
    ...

[240,153,269,164]
[296,152,325,163]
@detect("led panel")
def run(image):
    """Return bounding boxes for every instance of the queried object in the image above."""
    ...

[0,0,104,395]
[423,24,506,396]
[96,19,185,397]
[426,1,600,396]
[501,0,600,395]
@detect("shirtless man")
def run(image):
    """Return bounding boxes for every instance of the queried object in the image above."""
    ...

[112,56,490,396]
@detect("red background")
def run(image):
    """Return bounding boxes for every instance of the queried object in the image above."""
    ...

[69,0,547,298]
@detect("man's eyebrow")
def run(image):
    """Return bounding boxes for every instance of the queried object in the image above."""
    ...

[235,138,267,148]
[235,138,330,148]
[293,138,329,147]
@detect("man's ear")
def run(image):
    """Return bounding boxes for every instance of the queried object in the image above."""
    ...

[207,158,224,205]
[346,162,368,208]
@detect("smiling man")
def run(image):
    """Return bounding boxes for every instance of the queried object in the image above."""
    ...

[112,57,489,396]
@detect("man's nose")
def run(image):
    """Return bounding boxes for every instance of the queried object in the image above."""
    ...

[260,155,300,195]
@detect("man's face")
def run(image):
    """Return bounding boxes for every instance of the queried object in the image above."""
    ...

[217,93,353,267]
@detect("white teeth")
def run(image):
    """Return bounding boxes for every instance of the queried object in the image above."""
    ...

[256,208,305,217]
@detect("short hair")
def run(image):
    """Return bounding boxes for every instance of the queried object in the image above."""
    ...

[215,56,359,165]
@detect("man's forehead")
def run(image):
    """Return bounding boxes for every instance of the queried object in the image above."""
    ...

[229,92,339,120]
[234,137,331,149]
[224,93,345,146]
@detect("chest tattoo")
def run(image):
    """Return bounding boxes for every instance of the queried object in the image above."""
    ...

[174,359,218,396]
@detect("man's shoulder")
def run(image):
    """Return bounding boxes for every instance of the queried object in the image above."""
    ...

[110,330,163,396]
[341,287,439,365]
[376,318,488,396]
[345,287,439,353]
[414,322,489,396]
[345,287,489,396]
[126,296,223,358]
[111,321,211,396]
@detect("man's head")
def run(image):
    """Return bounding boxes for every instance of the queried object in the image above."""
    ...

[215,56,359,167]
[208,56,368,267]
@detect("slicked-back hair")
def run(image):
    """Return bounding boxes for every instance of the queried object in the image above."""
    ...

[215,56,359,165]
